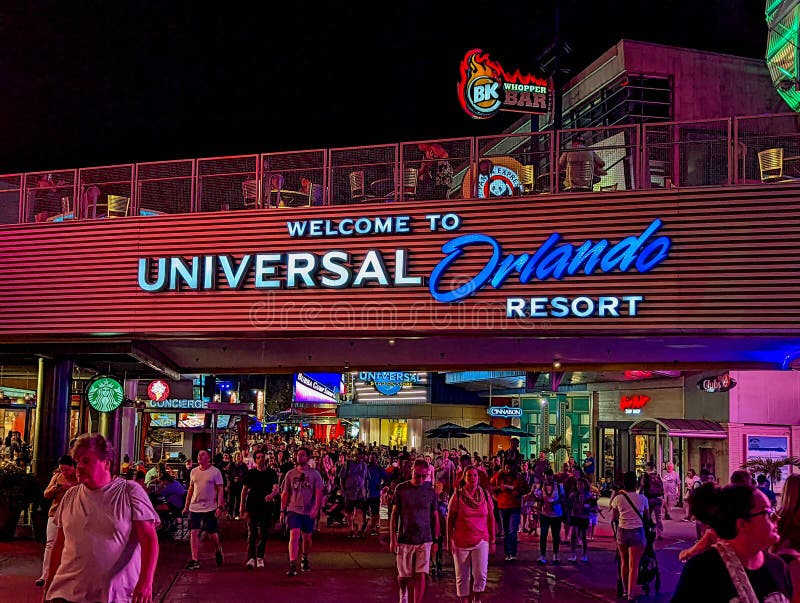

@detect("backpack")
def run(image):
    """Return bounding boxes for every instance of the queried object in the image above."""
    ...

[342,461,367,499]
[646,472,664,498]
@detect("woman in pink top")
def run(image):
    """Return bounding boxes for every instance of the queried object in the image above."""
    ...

[447,466,496,603]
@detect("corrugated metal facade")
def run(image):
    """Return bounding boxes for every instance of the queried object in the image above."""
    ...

[0,185,799,338]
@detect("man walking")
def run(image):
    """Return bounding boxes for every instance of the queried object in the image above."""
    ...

[340,449,369,538]
[182,450,225,570]
[280,447,324,577]
[661,462,680,520]
[390,458,440,603]
[640,461,665,539]
[365,452,388,537]
[240,448,280,569]
[490,462,529,561]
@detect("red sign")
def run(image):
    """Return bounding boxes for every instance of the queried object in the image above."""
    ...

[620,394,650,412]
[147,380,170,402]
[457,48,550,119]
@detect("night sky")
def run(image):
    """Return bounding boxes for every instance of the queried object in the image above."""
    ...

[0,1,768,173]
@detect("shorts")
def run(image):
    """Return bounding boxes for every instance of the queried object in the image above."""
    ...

[366,497,380,515]
[286,512,315,534]
[589,514,598,527]
[189,511,219,534]
[396,542,432,578]
[344,498,366,513]
[616,527,645,547]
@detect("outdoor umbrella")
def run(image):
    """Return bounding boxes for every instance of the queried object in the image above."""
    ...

[465,422,505,435]
[425,422,468,437]
[499,425,536,437]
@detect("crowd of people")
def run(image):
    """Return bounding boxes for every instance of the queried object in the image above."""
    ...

[31,430,800,603]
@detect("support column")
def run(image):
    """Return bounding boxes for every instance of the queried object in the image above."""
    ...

[34,358,73,482]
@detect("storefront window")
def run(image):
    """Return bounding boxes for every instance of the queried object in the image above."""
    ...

[381,419,408,448]
[0,408,27,442]
[602,428,615,479]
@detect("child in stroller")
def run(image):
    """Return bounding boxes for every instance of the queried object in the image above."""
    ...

[324,488,347,527]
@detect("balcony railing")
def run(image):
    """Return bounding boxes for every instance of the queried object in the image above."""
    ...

[2,112,800,225]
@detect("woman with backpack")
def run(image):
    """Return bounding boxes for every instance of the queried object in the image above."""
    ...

[611,471,650,600]
[447,466,495,603]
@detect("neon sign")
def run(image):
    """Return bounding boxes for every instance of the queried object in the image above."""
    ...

[457,48,550,119]
[697,373,737,393]
[488,406,523,418]
[138,214,671,319]
[147,380,170,402]
[358,371,422,396]
[619,394,650,414]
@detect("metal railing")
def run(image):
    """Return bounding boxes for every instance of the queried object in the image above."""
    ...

[1,112,800,225]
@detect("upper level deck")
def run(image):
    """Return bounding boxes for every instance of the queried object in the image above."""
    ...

[2,112,800,224]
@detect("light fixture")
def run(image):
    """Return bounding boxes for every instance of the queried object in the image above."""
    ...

[553,359,562,370]
[388,338,396,346]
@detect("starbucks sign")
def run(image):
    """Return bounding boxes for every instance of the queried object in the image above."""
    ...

[86,376,125,413]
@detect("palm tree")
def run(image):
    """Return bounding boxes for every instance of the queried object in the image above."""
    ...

[741,456,800,490]
[546,435,571,465]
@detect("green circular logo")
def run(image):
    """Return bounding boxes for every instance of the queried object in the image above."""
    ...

[86,377,124,413]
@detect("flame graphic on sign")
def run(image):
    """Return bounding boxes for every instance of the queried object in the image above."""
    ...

[458,48,549,118]
[458,49,502,118]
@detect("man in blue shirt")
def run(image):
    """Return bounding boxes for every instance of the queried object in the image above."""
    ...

[365,453,388,537]
[756,474,778,506]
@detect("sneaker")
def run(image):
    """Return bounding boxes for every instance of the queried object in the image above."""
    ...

[34,579,45,587]
[286,563,298,577]
[504,555,511,561]
[245,558,256,570]
[399,589,409,603]
[256,558,265,569]
[509,555,518,561]
[580,555,589,563]
[215,549,224,567]
[567,555,577,562]
[552,554,560,565]
[681,518,691,522]
[537,555,547,565]
[301,556,310,572]
[186,560,200,570]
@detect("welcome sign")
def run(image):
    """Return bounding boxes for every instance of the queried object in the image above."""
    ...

[137,213,670,320]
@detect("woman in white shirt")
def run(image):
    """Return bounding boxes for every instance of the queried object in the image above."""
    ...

[610,471,649,600]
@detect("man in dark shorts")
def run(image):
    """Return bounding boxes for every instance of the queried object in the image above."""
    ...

[390,458,440,603]
[366,452,388,537]
[280,447,324,577]
[240,448,280,569]
[182,450,225,570]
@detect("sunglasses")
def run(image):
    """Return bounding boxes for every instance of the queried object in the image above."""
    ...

[746,508,780,522]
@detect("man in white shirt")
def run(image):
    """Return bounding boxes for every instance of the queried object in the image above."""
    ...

[661,462,681,520]
[182,450,225,570]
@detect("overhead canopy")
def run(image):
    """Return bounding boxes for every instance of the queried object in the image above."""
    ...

[630,418,727,439]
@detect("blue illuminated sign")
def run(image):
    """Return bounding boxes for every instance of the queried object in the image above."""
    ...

[428,218,670,303]
[359,371,422,396]
[137,214,671,320]
[488,406,523,418]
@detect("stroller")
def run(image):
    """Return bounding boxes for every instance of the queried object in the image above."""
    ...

[613,518,661,597]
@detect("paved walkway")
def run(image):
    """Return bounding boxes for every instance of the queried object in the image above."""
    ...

[0,500,697,602]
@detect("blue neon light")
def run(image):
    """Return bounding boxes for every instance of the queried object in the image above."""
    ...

[429,219,671,303]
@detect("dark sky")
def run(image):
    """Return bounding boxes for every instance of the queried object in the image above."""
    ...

[0,1,767,173]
